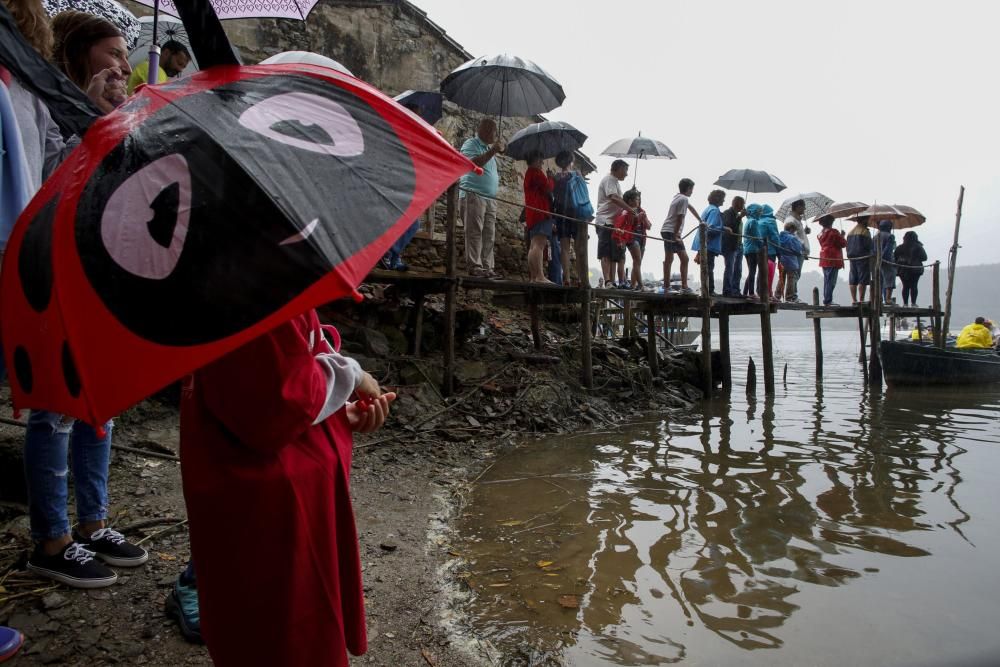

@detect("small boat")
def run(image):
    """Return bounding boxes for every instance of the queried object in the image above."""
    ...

[880,340,1000,386]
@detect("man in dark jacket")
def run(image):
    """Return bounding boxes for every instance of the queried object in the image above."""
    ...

[720,196,746,296]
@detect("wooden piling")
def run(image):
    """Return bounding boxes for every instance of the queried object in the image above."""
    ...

[932,261,944,348]
[746,357,757,396]
[858,315,869,384]
[576,219,593,388]
[646,310,658,375]
[757,247,775,395]
[442,184,458,397]
[409,292,425,357]
[699,224,713,397]
[719,311,731,390]
[868,236,883,388]
[812,287,823,381]
[943,185,965,340]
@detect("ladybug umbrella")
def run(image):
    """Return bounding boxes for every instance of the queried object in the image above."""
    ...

[1,63,475,427]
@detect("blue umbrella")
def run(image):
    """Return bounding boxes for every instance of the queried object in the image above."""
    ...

[394,90,443,125]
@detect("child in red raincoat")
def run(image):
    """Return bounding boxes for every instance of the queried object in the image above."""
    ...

[180,309,394,666]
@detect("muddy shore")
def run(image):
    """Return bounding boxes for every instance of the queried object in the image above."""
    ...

[0,298,703,665]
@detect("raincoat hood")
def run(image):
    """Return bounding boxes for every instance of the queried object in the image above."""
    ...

[761,204,775,218]
[746,203,763,218]
[878,219,893,232]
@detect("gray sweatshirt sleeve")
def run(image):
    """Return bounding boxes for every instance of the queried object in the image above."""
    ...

[312,352,364,425]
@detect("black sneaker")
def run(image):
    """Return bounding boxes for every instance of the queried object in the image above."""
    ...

[27,542,118,589]
[74,527,149,567]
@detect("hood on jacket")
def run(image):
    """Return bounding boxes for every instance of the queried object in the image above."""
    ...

[761,204,775,218]
[878,219,894,233]
[746,203,763,219]
[902,230,921,245]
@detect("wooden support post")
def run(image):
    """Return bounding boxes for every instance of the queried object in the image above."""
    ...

[409,292,426,357]
[529,298,541,350]
[719,311,731,390]
[857,316,869,384]
[623,299,633,338]
[442,184,458,397]
[746,357,757,396]
[646,310,658,375]
[932,261,944,348]
[812,287,823,381]
[868,234,883,388]
[889,314,896,341]
[757,247,775,395]
[576,219,593,388]
[943,185,965,340]
[699,224,713,397]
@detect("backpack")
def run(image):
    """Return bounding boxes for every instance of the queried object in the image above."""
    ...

[564,172,594,220]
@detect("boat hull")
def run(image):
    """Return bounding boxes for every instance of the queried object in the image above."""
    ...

[880,341,1000,386]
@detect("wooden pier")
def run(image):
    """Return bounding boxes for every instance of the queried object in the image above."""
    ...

[360,186,944,398]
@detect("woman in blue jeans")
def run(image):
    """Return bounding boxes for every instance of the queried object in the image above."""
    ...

[7,5,148,588]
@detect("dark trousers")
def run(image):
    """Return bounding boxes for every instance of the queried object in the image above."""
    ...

[704,252,718,293]
[743,254,758,296]
[900,276,920,305]
[822,267,839,305]
[722,248,743,296]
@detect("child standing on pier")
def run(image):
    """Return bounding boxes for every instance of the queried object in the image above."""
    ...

[612,188,649,290]
[846,218,873,304]
[778,222,804,302]
[817,215,847,306]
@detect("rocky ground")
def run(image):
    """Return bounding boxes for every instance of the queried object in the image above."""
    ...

[0,290,705,666]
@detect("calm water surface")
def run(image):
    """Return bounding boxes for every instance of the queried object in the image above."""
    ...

[453,330,1000,666]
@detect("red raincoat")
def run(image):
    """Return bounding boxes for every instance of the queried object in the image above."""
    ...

[180,309,365,666]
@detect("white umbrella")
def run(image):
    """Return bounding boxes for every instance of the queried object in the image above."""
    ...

[129,15,198,76]
[260,51,353,77]
[775,192,833,221]
[601,133,676,186]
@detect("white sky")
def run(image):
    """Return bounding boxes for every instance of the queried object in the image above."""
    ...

[415,0,999,274]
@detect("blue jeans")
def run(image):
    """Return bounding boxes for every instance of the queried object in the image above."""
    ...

[384,220,421,267]
[548,234,563,284]
[24,411,113,541]
[722,248,743,296]
[823,267,839,305]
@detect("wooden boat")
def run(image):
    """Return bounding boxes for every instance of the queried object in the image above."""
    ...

[880,340,1000,386]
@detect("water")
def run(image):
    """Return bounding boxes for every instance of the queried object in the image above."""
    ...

[453,330,1000,666]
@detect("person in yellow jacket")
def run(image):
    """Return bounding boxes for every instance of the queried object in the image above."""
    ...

[956,317,994,349]
[127,40,191,94]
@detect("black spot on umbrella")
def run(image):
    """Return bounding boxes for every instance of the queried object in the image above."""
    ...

[62,342,82,398]
[75,74,416,346]
[269,120,335,147]
[148,182,180,248]
[13,346,32,394]
[18,198,57,313]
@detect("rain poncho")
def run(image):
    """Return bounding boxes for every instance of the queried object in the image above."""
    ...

[759,205,781,259]
[778,230,803,272]
[742,203,763,255]
[691,203,723,255]
[877,219,896,263]
[956,323,994,350]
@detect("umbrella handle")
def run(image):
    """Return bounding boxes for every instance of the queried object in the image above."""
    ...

[147,0,160,86]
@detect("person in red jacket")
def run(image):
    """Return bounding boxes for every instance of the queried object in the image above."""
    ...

[817,215,847,306]
[523,151,555,283]
[180,309,394,666]
[612,188,649,290]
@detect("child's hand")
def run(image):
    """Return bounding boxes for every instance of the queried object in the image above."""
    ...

[347,393,396,433]
[356,372,381,399]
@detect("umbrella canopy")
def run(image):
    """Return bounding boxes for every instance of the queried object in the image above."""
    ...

[775,192,833,221]
[601,134,677,160]
[851,204,906,226]
[889,204,926,229]
[261,50,352,76]
[393,90,443,125]
[505,120,586,161]
[131,0,319,19]
[714,169,786,194]
[818,201,869,221]
[440,53,564,118]
[129,15,198,75]
[1,63,474,426]
[42,0,140,49]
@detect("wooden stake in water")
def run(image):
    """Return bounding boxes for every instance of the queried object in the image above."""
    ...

[812,287,823,381]
[943,185,965,340]
[747,357,757,396]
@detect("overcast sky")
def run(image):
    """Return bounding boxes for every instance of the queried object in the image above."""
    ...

[416,0,998,275]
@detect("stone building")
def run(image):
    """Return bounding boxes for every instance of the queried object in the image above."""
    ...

[124,0,596,278]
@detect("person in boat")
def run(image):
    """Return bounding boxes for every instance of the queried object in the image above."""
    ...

[955,317,994,349]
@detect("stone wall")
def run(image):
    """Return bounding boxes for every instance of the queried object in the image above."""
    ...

[123,0,595,279]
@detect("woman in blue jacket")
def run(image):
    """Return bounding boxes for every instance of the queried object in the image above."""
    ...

[758,205,781,295]
[742,204,762,296]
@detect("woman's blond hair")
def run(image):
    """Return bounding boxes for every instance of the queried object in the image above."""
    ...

[1,0,54,60]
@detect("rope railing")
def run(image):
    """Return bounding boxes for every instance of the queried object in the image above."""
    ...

[456,185,938,268]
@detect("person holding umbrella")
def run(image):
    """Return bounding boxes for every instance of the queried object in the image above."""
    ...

[596,159,636,287]
[126,38,189,93]
[460,118,504,279]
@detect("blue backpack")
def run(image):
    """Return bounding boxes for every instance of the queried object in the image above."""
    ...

[555,172,594,221]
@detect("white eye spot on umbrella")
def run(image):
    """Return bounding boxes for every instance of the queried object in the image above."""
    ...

[101,153,191,279]
[280,218,319,246]
[239,92,364,156]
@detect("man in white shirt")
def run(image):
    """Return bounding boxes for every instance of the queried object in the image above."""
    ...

[661,178,703,293]
[595,160,637,286]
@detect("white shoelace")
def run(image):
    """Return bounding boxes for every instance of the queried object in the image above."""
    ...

[64,542,96,565]
[88,527,126,545]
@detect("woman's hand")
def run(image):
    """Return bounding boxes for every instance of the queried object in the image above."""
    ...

[86,67,127,114]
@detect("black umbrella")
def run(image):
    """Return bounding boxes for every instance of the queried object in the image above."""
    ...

[440,53,564,133]
[505,120,586,161]
[393,90,443,125]
[714,169,787,194]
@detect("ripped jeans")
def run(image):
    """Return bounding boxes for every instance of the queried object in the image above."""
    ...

[24,411,113,542]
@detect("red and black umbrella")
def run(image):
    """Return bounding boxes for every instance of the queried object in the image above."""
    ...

[2,63,474,426]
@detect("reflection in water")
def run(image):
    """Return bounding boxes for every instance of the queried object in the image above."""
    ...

[453,331,1000,666]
